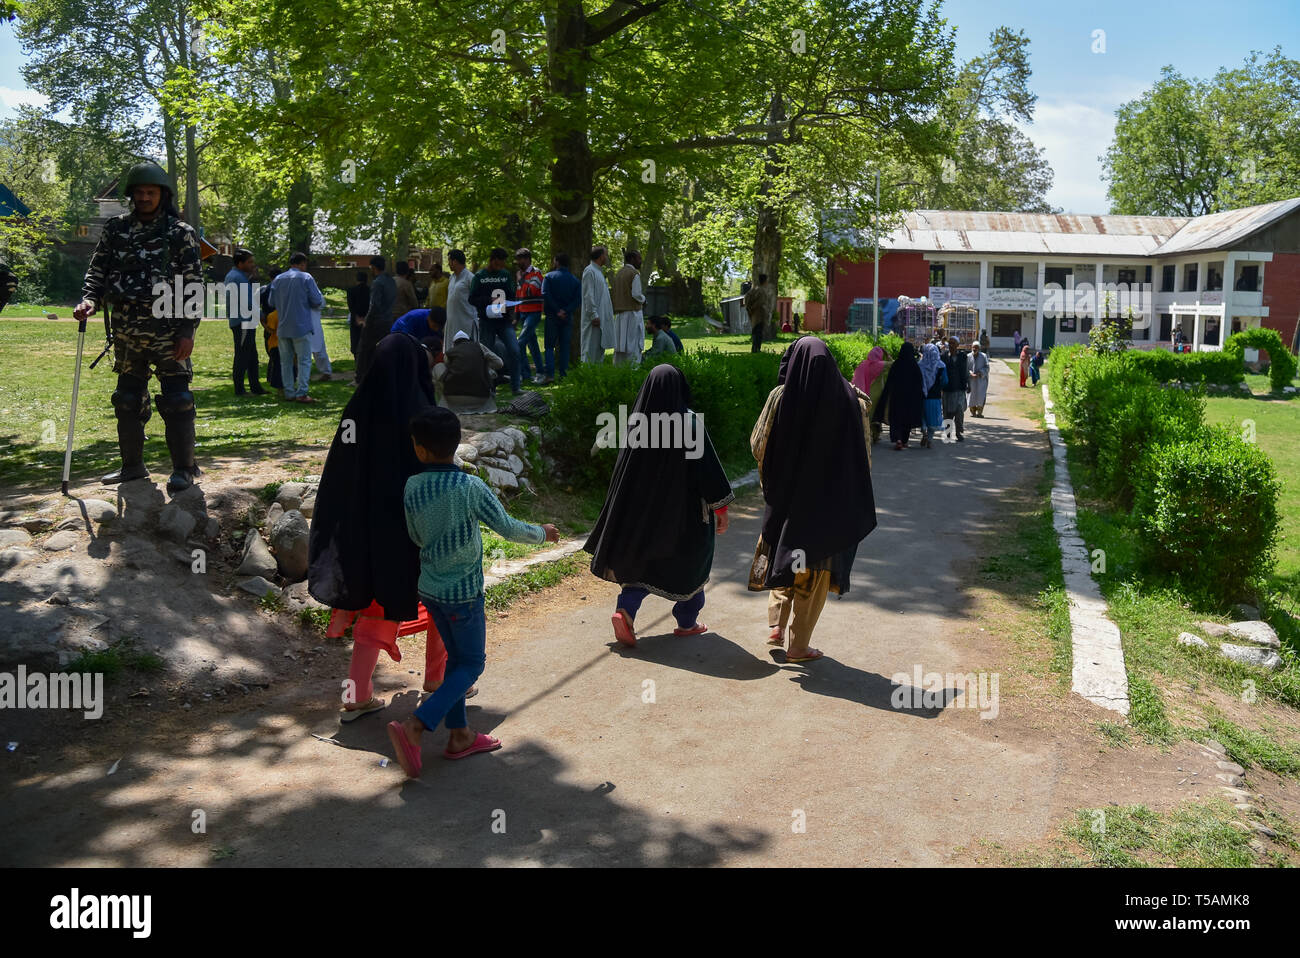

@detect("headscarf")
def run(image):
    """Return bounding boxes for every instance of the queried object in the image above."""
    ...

[1020,344,1031,361]
[584,365,733,594]
[307,334,437,623]
[872,341,924,431]
[452,329,470,343]
[852,345,888,393]
[919,342,942,393]
[758,337,876,587]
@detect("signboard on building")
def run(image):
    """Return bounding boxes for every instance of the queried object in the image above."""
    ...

[986,288,1037,306]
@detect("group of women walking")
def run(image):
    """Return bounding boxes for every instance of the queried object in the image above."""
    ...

[868,339,991,447]
[303,333,880,769]
[589,336,877,663]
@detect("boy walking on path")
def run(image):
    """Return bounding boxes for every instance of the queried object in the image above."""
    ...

[387,407,559,778]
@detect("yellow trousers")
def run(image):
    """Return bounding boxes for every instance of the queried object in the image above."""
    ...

[768,569,831,655]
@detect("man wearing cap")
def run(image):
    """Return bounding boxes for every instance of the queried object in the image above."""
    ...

[75,161,204,493]
[513,247,546,384]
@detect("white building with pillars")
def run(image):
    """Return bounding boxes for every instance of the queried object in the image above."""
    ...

[825,198,1300,355]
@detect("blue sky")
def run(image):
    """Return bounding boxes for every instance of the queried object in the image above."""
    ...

[2,1,1297,212]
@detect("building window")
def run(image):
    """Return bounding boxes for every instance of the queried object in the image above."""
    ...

[1182,265,1198,291]
[1044,266,1071,287]
[1159,313,1173,339]
[1059,317,1077,333]
[1161,265,1175,292]
[992,266,1024,289]
[1206,265,1223,291]
[1235,265,1260,291]
[990,313,1021,337]
[1133,318,1150,340]
[1144,265,1152,284]
[1117,268,1137,286]
[929,264,945,286]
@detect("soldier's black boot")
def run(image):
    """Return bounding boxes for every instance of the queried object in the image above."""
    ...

[101,420,150,484]
[102,380,151,484]
[156,385,200,494]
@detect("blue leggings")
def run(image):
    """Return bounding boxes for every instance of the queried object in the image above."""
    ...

[616,587,706,629]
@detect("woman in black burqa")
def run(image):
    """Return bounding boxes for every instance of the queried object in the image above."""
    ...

[307,333,451,720]
[873,340,925,450]
[749,336,876,662]
[584,364,735,649]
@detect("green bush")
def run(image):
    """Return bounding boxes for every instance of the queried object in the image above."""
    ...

[1047,345,1205,507]
[1125,349,1243,386]
[818,332,904,380]
[1223,328,1298,392]
[544,349,780,496]
[1134,426,1282,603]
[1096,382,1205,508]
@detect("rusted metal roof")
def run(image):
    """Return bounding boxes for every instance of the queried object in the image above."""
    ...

[873,200,1300,259]
[1152,198,1300,255]
[883,210,1187,257]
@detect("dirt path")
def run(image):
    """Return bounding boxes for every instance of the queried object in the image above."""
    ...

[0,367,1240,866]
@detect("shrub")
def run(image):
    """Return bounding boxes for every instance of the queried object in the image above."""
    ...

[1134,426,1282,603]
[544,349,780,496]
[1224,328,1298,392]
[818,332,904,380]
[1095,382,1204,508]
[1125,349,1243,386]
[1047,345,1205,507]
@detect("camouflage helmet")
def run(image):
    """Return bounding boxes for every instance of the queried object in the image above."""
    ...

[122,161,176,198]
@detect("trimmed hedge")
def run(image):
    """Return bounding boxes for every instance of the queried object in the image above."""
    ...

[1223,328,1298,392]
[544,348,780,495]
[1046,346,1204,507]
[1125,349,1243,386]
[818,332,904,381]
[1048,345,1283,602]
[1134,427,1282,602]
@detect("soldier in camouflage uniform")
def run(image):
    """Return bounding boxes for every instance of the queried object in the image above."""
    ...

[74,162,204,494]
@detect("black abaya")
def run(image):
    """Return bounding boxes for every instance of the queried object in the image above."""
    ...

[874,341,924,441]
[756,336,876,589]
[307,334,437,621]
[584,365,734,599]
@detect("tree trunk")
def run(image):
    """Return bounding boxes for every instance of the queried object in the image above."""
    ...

[752,94,787,340]
[395,215,412,265]
[161,111,179,207]
[286,174,313,257]
[184,122,200,234]
[547,0,595,367]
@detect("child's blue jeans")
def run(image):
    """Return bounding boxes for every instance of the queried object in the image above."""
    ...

[414,595,486,732]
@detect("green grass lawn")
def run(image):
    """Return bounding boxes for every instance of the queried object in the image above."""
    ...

[0,316,359,491]
[1204,394,1300,584]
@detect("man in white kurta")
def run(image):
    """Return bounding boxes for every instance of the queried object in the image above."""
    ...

[611,249,645,366]
[444,249,480,343]
[581,246,614,365]
[967,341,990,416]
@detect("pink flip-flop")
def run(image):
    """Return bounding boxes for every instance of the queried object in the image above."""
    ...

[673,622,708,636]
[611,609,637,648]
[443,732,502,760]
[386,720,422,778]
[786,648,824,663]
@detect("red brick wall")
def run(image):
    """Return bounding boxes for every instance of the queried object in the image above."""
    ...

[1262,252,1300,354]
[827,252,931,332]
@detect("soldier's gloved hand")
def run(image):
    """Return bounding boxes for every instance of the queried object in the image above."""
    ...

[173,337,194,361]
[74,299,96,321]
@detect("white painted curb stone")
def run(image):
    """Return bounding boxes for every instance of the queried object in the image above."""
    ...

[1042,383,1130,715]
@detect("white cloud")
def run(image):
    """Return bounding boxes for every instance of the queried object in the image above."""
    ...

[0,85,49,111]
[1016,83,1149,214]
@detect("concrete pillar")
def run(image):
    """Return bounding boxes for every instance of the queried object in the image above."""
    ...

[1036,260,1046,346]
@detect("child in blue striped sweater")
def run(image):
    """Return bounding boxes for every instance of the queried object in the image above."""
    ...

[387,406,558,778]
